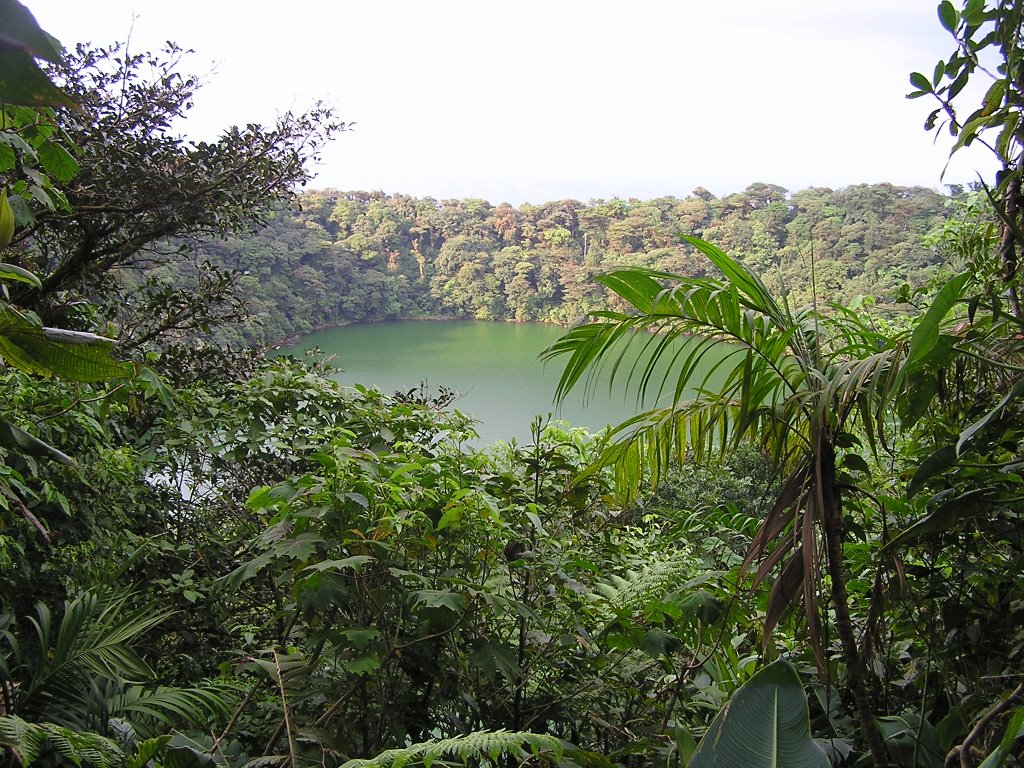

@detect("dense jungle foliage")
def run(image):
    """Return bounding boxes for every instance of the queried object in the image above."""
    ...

[1,1,1023,768]
[169,183,954,347]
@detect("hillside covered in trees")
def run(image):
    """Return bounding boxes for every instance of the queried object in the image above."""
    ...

[162,183,954,346]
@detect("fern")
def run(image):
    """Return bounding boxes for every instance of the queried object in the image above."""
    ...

[590,551,696,617]
[339,729,565,768]
[0,715,125,768]
[654,502,761,565]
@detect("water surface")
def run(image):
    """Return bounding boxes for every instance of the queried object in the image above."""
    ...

[286,320,722,444]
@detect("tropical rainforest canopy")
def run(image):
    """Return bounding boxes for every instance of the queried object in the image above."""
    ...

[0,2,1023,768]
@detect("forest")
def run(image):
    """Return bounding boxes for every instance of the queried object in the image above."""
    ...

[159,183,954,348]
[1,1,1023,768]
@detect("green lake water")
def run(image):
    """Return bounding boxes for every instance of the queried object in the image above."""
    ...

[285,320,726,444]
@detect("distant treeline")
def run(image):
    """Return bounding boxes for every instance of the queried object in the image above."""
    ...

[166,182,953,346]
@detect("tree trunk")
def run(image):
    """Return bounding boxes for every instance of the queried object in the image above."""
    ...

[819,440,889,767]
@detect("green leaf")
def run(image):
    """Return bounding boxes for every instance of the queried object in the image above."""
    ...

[36,139,78,183]
[0,190,14,247]
[134,364,175,407]
[471,639,521,682]
[899,372,938,429]
[876,714,945,768]
[0,50,77,109]
[978,706,1024,768]
[162,745,217,768]
[410,589,467,614]
[126,736,172,768]
[963,0,986,25]
[885,488,991,549]
[690,659,829,768]
[933,60,946,87]
[681,234,781,318]
[956,380,1024,456]
[302,555,374,573]
[907,445,957,497]
[938,1,959,33]
[343,654,381,675]
[219,549,276,589]
[0,416,73,464]
[339,627,380,649]
[842,453,870,473]
[910,71,934,93]
[0,307,131,380]
[0,0,64,62]
[903,272,971,375]
[0,262,42,288]
[640,628,681,659]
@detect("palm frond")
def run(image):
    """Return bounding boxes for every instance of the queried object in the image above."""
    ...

[109,680,236,738]
[6,588,174,727]
[28,589,171,696]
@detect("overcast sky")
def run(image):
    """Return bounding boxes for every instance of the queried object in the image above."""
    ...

[30,0,1000,205]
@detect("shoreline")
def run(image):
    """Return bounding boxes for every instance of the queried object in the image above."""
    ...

[269,315,573,349]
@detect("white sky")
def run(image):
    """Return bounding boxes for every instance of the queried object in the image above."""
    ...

[29,0,1000,205]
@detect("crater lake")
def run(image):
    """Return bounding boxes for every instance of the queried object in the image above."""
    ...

[283,320,728,444]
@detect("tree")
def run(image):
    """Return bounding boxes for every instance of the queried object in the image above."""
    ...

[910,0,1024,314]
[543,236,976,766]
[6,41,345,351]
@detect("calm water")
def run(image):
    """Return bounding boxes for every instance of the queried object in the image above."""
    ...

[285,320,723,444]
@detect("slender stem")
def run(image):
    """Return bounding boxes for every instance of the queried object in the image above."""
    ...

[946,681,1024,768]
[819,439,888,767]
[272,649,298,768]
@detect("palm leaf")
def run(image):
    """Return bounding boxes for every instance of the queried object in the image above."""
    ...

[109,681,235,737]
[13,589,174,724]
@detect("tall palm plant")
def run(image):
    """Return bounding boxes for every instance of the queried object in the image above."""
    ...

[543,236,971,767]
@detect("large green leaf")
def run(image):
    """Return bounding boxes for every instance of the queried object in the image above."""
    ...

[690,659,829,768]
[0,50,77,110]
[0,416,73,464]
[902,272,971,375]
[0,0,64,63]
[0,304,131,380]
[956,380,1024,457]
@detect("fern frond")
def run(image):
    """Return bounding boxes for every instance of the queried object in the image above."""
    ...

[590,551,696,617]
[339,729,564,768]
[0,715,126,768]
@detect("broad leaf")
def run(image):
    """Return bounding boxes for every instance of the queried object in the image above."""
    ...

[0,261,41,288]
[0,0,63,62]
[690,659,829,768]
[410,589,467,614]
[956,380,1024,456]
[471,639,520,682]
[0,50,77,109]
[903,272,971,375]
[0,416,73,464]
[907,445,957,497]
[978,705,1024,768]
[886,487,991,549]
